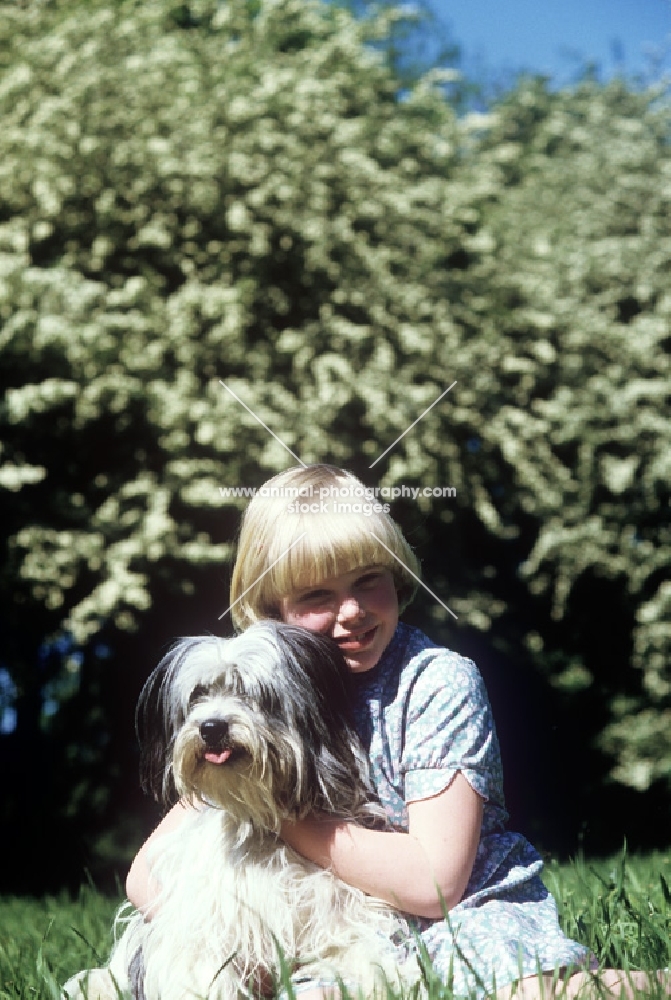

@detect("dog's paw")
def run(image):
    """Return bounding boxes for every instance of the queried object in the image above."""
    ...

[62,968,129,1000]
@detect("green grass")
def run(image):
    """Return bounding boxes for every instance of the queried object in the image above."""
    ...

[542,850,671,974]
[1,851,669,999]
[0,883,120,1000]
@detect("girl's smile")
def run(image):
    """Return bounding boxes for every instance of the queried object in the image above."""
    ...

[280,566,399,672]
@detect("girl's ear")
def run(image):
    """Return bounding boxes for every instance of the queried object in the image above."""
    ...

[395,572,416,611]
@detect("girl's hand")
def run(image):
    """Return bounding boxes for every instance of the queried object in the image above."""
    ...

[280,771,483,919]
[126,800,201,915]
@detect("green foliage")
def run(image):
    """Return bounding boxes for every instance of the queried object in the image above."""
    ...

[466,78,671,792]
[0,0,670,874]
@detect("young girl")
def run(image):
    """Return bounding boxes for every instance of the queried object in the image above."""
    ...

[127,464,669,1000]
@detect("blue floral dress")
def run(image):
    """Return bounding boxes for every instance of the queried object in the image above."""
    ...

[349,622,591,997]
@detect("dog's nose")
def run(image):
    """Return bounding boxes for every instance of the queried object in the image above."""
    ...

[199,719,229,749]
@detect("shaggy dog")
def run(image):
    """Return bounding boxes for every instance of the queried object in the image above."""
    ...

[63,622,417,1000]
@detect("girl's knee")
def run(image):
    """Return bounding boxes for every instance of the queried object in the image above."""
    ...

[595,969,671,998]
[498,968,671,1000]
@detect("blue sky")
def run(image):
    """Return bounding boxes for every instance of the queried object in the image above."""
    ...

[428,0,671,86]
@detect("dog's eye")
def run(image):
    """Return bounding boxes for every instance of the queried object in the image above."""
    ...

[188,684,208,707]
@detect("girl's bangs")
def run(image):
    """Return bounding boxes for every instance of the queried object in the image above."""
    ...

[264,510,402,600]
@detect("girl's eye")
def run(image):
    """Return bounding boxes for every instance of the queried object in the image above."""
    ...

[297,589,330,604]
[357,571,382,588]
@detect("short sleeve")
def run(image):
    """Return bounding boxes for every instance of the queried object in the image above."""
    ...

[401,652,502,805]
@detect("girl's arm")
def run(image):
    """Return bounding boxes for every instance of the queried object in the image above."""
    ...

[126,800,199,914]
[281,771,483,920]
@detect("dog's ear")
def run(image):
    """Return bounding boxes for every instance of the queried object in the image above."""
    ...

[269,623,355,724]
[136,655,178,807]
[268,623,378,817]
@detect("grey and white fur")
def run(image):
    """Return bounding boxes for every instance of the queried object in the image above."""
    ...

[63,621,418,1000]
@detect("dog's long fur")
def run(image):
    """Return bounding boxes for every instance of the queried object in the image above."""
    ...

[64,622,417,1000]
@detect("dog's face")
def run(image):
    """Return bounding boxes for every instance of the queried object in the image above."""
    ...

[137,622,378,832]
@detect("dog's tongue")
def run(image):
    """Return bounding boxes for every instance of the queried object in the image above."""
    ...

[204,747,233,765]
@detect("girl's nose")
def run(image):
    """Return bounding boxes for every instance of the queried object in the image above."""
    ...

[337,596,364,622]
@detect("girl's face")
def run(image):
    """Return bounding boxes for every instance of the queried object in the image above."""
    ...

[280,565,399,673]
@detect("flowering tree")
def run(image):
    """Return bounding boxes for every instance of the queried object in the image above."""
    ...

[0,0,669,884]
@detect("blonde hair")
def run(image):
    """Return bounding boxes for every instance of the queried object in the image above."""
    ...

[230,465,420,631]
